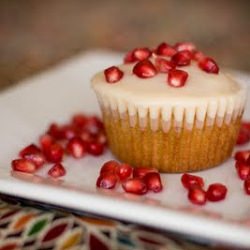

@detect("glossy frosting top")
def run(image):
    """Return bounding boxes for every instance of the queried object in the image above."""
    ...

[92,63,241,104]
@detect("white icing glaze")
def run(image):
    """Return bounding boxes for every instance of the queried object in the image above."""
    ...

[91,62,247,131]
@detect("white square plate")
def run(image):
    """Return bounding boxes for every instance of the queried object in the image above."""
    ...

[0,51,250,248]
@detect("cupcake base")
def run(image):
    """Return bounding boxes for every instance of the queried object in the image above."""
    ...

[102,109,242,173]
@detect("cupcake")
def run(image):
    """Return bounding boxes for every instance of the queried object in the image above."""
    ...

[91,42,247,173]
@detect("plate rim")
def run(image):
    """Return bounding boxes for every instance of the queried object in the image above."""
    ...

[0,177,249,248]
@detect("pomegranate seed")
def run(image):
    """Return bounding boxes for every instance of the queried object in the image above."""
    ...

[19,144,40,157]
[72,113,87,128]
[234,150,250,162]
[171,50,192,66]
[96,132,107,146]
[87,142,105,156]
[207,183,227,202]
[236,127,250,145]
[181,173,204,189]
[133,48,152,61]
[198,57,219,74]
[80,131,95,143]
[104,66,124,83]
[133,167,158,178]
[39,134,54,151]
[96,173,118,189]
[61,125,77,140]
[12,159,37,173]
[193,50,205,62]
[22,154,45,168]
[244,178,250,195]
[155,42,177,57]
[133,60,157,78]
[124,50,136,63]
[19,144,45,167]
[122,178,148,195]
[84,116,104,134]
[85,132,106,146]
[155,57,176,73]
[143,172,163,193]
[235,161,250,180]
[167,69,188,87]
[100,160,120,175]
[44,143,64,163]
[116,163,133,181]
[66,137,86,159]
[48,163,66,178]
[47,123,64,140]
[188,187,207,205]
[174,42,196,52]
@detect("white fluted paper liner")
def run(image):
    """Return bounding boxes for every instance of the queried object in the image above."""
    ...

[96,87,246,132]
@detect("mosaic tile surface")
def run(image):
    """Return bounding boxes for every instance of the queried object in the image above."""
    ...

[0,196,240,250]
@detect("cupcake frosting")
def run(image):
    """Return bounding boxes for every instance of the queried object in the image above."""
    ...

[91,61,246,131]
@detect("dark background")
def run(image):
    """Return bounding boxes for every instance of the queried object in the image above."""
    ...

[0,0,249,90]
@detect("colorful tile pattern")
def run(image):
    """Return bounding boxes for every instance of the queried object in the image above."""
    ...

[0,197,241,250]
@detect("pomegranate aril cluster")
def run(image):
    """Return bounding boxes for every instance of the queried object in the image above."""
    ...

[96,161,163,195]
[234,121,250,193]
[104,41,220,87]
[181,173,227,205]
[234,149,250,195]
[11,113,107,178]
[233,121,250,195]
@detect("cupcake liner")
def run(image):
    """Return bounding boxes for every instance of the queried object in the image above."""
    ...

[102,107,242,173]
[95,85,246,133]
